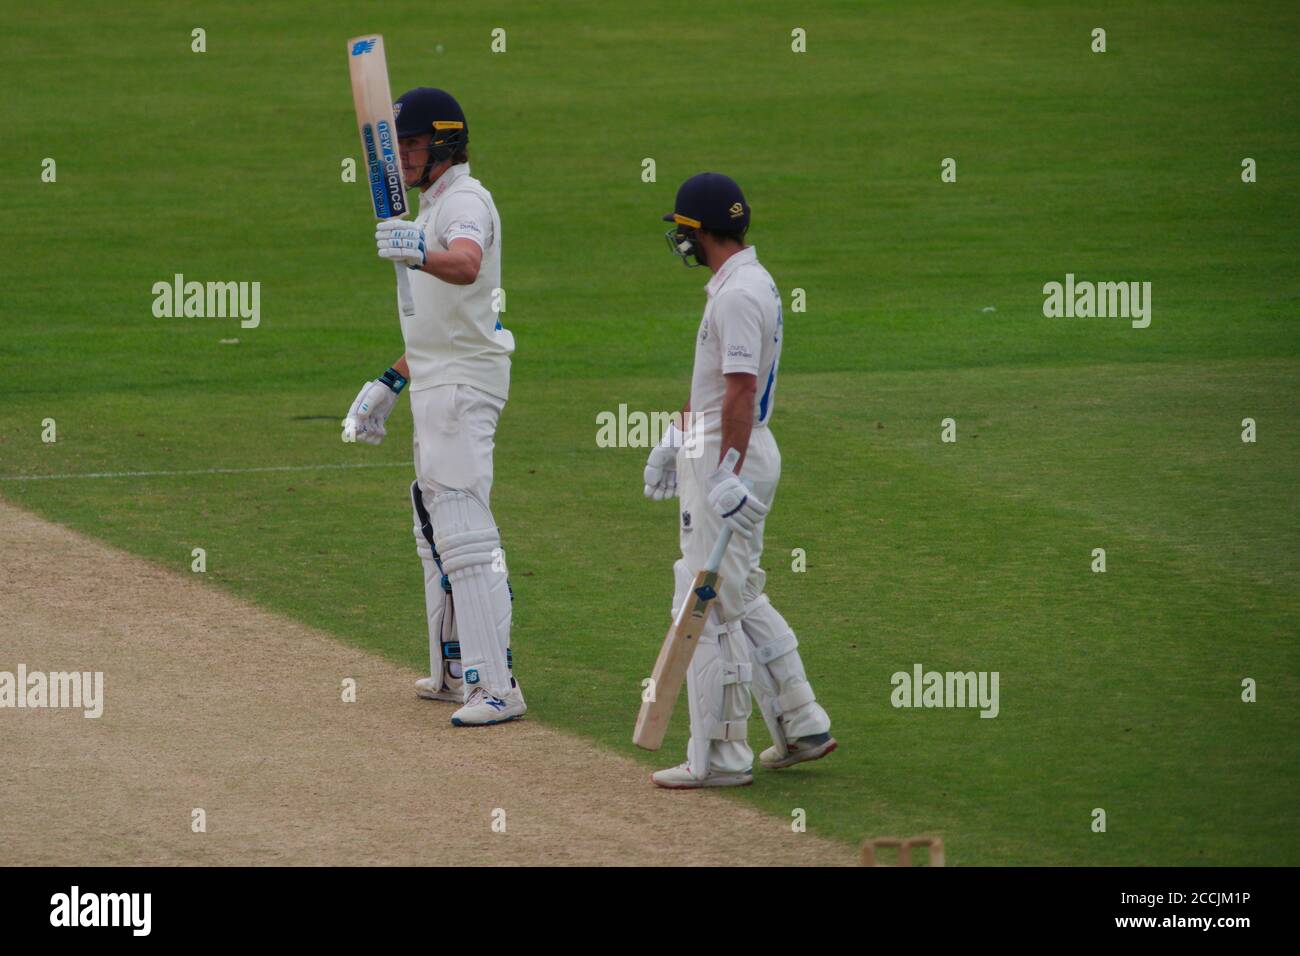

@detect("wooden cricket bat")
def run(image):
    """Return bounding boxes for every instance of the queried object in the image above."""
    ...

[346,34,415,318]
[632,449,741,751]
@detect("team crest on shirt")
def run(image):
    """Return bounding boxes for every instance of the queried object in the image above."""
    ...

[682,510,692,530]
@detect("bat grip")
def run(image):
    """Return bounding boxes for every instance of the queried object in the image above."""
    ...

[379,213,415,317]
[394,263,414,316]
[702,446,742,572]
[705,526,733,574]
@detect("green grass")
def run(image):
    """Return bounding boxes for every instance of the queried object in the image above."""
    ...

[1,0,1297,864]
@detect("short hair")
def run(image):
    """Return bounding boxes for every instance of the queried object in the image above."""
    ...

[703,225,747,245]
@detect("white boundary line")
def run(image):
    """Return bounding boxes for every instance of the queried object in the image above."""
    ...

[0,462,413,482]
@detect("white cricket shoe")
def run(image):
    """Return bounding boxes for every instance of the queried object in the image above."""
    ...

[415,676,461,703]
[759,733,838,770]
[450,684,527,727]
[650,763,753,789]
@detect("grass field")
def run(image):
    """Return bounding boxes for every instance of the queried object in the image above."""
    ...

[1,1,1297,864]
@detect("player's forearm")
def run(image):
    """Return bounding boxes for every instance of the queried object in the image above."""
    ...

[719,386,755,469]
[416,247,480,285]
[393,354,410,379]
[675,399,691,431]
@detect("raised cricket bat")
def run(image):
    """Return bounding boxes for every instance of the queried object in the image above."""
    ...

[632,448,740,751]
[346,34,414,318]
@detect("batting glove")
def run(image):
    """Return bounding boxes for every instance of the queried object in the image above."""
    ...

[342,367,406,445]
[643,422,685,500]
[375,220,426,269]
[706,454,767,539]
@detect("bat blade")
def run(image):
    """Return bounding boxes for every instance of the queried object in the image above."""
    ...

[347,34,407,220]
[346,34,414,316]
[633,453,741,751]
[632,565,724,751]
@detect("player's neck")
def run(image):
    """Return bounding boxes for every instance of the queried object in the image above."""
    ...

[706,243,747,273]
[420,161,457,193]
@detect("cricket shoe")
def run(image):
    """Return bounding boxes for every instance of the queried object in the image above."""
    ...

[450,684,527,727]
[759,733,838,770]
[414,677,461,703]
[650,763,753,789]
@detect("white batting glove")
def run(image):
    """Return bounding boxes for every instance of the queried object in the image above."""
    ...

[341,368,406,445]
[643,422,685,500]
[375,220,426,269]
[706,454,767,539]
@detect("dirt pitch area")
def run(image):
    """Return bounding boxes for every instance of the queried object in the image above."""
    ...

[0,499,855,866]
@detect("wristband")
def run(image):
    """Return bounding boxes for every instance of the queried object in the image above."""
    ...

[379,367,408,395]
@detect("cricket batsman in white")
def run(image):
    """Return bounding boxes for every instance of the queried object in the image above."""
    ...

[645,172,836,787]
[342,87,524,726]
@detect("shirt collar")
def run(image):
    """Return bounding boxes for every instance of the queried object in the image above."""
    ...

[705,246,757,296]
[420,163,470,206]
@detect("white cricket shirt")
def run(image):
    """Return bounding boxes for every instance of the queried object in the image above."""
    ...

[401,163,514,400]
[688,246,783,438]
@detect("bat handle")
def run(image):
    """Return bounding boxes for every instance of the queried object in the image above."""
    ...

[705,526,733,574]
[704,447,743,573]
[380,214,415,317]
[394,262,414,317]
